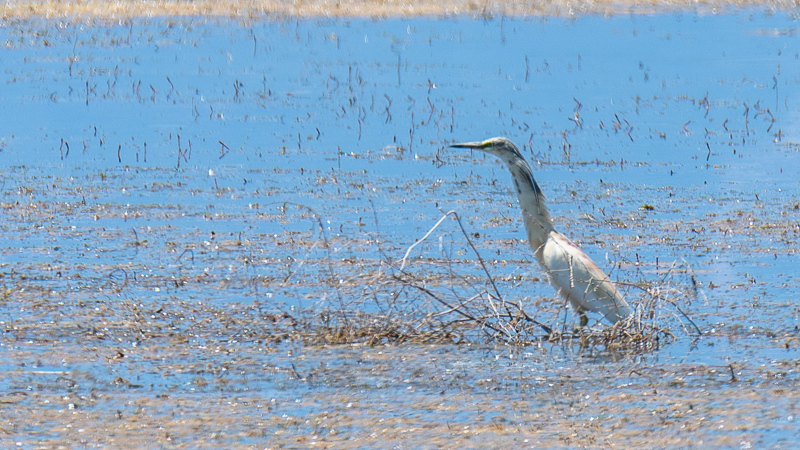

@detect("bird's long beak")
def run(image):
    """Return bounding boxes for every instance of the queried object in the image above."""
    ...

[449,140,489,150]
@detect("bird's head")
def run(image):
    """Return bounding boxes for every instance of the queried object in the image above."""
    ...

[449,137,523,164]
[450,136,550,227]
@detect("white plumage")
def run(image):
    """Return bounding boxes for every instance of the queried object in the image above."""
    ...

[451,137,633,325]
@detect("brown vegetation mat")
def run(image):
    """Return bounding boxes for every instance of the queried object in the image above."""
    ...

[2,0,798,21]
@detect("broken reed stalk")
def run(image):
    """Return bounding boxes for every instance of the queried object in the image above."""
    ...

[393,274,511,340]
[398,210,552,335]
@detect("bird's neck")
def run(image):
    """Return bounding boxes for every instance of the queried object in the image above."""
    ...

[504,162,555,259]
[518,191,555,260]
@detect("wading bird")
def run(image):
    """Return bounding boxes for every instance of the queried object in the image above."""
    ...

[451,137,633,326]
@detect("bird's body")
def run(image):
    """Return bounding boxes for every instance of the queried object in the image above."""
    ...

[451,137,633,325]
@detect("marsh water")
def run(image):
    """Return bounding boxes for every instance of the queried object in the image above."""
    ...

[1,11,799,447]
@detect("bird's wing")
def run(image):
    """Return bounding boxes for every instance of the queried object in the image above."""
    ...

[541,231,633,324]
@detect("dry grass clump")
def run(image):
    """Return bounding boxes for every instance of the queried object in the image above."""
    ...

[297,314,466,346]
[288,210,699,354]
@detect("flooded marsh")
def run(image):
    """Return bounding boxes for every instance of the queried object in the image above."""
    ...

[1,8,800,448]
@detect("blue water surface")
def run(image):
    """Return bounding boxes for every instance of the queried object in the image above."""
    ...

[1,11,799,446]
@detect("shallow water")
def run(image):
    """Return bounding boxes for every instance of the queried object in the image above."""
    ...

[1,11,799,448]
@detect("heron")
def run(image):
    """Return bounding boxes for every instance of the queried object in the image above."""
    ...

[451,137,633,326]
